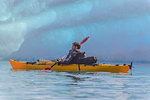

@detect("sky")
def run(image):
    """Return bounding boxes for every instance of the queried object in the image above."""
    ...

[0,0,150,62]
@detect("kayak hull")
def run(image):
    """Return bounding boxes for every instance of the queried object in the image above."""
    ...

[9,59,130,73]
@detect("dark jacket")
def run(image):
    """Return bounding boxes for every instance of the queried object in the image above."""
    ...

[63,49,85,64]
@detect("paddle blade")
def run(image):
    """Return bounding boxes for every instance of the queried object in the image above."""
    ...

[42,67,52,71]
[42,62,57,71]
[80,36,89,45]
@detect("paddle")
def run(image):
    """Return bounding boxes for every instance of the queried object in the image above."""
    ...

[42,36,90,71]
[80,36,89,45]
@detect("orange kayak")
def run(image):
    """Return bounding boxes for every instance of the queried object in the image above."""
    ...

[9,59,130,73]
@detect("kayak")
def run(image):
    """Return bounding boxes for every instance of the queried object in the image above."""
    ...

[9,59,130,73]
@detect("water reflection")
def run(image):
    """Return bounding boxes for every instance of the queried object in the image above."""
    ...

[60,71,134,99]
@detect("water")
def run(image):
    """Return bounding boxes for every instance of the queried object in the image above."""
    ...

[0,61,150,100]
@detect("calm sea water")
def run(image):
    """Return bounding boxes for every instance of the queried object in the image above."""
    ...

[0,61,150,100]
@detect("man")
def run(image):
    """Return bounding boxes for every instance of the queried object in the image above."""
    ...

[58,42,85,65]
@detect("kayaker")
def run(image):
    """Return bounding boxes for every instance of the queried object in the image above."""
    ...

[58,42,85,64]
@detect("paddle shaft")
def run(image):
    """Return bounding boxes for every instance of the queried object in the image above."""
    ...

[45,55,66,70]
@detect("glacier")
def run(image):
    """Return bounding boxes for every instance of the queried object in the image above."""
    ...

[0,0,150,62]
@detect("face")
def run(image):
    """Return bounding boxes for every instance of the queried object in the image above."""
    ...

[72,44,77,50]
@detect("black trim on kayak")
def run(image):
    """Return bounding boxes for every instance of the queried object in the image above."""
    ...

[26,61,36,65]
[84,63,98,66]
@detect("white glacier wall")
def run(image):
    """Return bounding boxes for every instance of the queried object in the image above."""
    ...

[0,0,150,62]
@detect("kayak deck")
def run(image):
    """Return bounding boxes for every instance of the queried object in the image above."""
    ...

[9,59,130,73]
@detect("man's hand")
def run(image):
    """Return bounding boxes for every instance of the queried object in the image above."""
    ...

[57,58,62,62]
